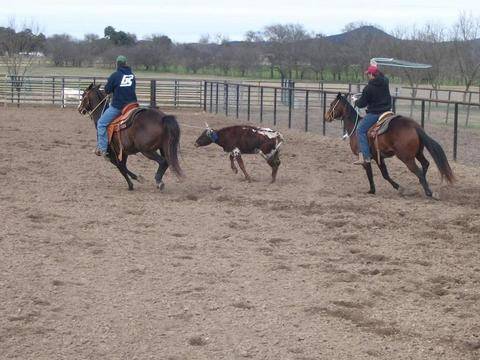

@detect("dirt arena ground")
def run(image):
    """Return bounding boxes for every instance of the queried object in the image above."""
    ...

[1,106,480,360]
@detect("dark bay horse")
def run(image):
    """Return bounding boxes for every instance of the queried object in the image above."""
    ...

[78,84,183,191]
[325,93,455,197]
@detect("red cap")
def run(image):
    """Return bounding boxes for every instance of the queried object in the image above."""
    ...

[365,65,379,75]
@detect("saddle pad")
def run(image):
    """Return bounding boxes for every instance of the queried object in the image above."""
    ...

[368,113,400,138]
[107,106,145,143]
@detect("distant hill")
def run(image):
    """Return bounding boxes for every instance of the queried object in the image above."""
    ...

[326,26,396,44]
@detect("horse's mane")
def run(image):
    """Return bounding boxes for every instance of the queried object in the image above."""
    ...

[93,87,107,100]
[339,94,361,121]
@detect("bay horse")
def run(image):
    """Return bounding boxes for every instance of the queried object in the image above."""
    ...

[194,124,283,183]
[78,83,183,191]
[325,93,455,197]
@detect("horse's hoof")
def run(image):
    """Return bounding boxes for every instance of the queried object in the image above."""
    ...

[157,182,165,192]
[232,168,238,174]
[398,186,410,196]
[430,192,440,201]
[128,186,134,191]
[367,190,375,195]
[136,175,145,183]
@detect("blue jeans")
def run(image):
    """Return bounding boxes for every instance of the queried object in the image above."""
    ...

[97,106,121,152]
[357,113,380,160]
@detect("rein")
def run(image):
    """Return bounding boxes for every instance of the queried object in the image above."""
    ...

[80,89,110,121]
[88,93,109,118]
[343,108,360,139]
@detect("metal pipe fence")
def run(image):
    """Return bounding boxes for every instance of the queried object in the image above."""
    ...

[0,75,204,108]
[203,80,480,165]
[2,75,480,165]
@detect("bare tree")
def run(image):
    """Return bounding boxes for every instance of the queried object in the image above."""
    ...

[451,12,480,95]
[411,23,447,95]
[0,19,45,106]
[263,23,311,80]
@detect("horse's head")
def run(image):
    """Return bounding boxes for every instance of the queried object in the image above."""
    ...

[194,123,217,147]
[77,83,104,115]
[325,93,350,122]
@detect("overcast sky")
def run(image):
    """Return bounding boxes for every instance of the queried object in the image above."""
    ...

[1,0,479,42]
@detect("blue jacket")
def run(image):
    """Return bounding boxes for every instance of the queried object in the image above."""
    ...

[104,66,137,110]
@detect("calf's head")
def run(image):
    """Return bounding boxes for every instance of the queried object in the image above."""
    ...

[195,123,218,147]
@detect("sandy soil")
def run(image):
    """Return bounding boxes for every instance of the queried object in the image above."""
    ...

[1,106,480,360]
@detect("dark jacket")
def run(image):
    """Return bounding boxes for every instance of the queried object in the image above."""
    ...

[104,66,137,110]
[355,75,392,114]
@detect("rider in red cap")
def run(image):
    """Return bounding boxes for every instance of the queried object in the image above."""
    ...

[352,64,392,165]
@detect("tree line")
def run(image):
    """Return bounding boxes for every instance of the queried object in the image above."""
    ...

[1,14,480,93]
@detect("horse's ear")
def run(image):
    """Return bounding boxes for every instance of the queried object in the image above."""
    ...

[205,122,210,129]
[336,92,342,99]
[87,83,94,90]
[95,84,101,89]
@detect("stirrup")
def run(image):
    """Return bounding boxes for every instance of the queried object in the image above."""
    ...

[94,148,108,157]
[353,154,370,165]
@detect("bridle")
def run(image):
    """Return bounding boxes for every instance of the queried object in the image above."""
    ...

[330,96,360,139]
[78,88,110,120]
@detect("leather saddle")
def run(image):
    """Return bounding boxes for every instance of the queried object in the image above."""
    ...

[368,111,400,139]
[107,103,146,161]
[107,103,145,143]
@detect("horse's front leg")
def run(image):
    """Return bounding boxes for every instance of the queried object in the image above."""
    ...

[121,155,144,183]
[377,158,400,190]
[363,162,376,194]
[108,153,134,191]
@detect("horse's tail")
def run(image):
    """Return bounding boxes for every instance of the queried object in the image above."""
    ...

[161,115,184,178]
[416,127,455,184]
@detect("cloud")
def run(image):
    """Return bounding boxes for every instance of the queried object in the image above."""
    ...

[3,0,478,41]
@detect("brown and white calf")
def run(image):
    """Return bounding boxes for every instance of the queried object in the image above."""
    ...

[194,124,284,183]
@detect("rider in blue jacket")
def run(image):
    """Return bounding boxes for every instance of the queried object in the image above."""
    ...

[95,55,137,157]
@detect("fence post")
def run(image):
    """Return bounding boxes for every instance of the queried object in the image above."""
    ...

[322,92,326,136]
[273,88,277,126]
[209,82,213,112]
[203,81,207,111]
[427,90,432,121]
[260,87,264,123]
[174,79,178,108]
[247,85,251,121]
[421,100,425,128]
[52,76,55,105]
[392,97,396,113]
[225,83,229,116]
[288,87,292,128]
[445,90,451,123]
[236,84,239,119]
[61,77,65,108]
[150,79,156,108]
[466,92,472,126]
[214,82,218,114]
[305,90,309,132]
[453,103,458,161]
[10,76,13,104]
